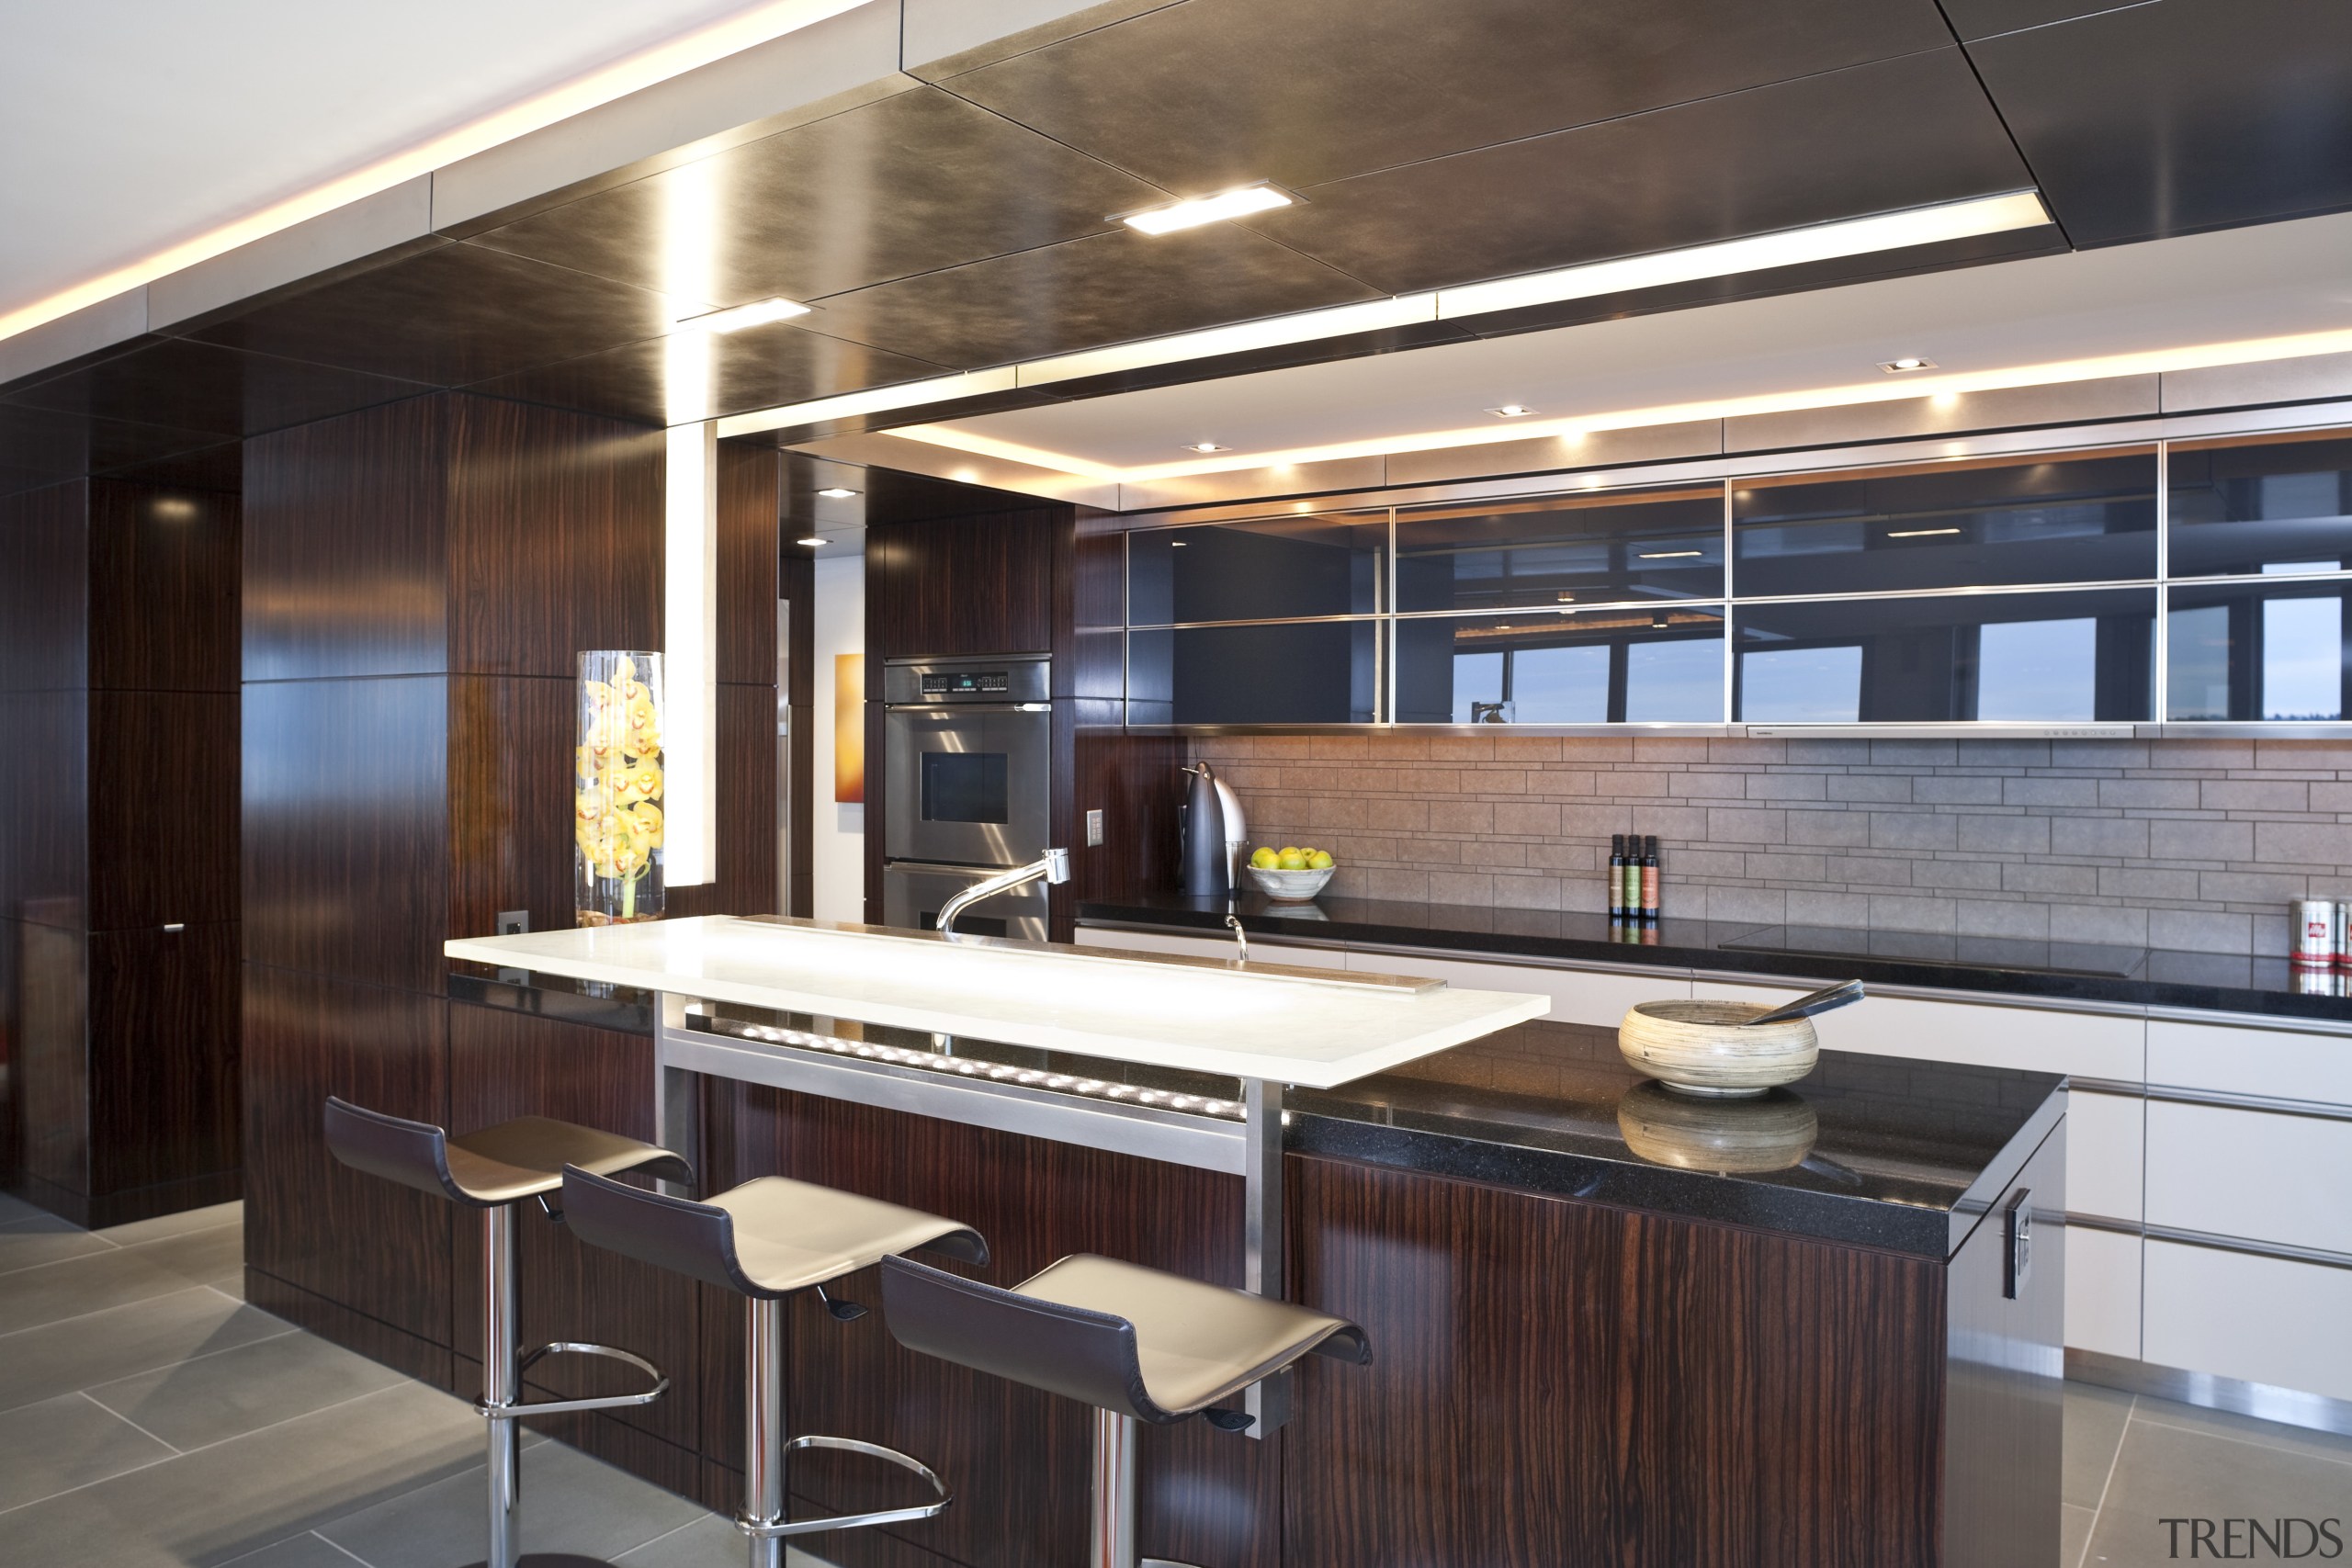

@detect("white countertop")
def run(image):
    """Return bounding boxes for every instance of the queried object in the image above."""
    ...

[446,917,1548,1089]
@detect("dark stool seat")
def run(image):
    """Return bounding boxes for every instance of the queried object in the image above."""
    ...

[562,1170,984,1297]
[325,1099,687,1206]
[322,1096,689,1568]
[562,1166,986,1567]
[882,1253,1369,1568]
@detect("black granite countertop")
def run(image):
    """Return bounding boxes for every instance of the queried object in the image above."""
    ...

[1289,1020,2064,1259]
[1080,891,2352,1023]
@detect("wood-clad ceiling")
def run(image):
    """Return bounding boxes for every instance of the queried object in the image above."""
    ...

[5,0,2350,496]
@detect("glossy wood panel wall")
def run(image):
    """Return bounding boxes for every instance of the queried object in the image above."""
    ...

[3,474,243,1224]
[241,391,785,1472]
[1287,1155,1947,1568]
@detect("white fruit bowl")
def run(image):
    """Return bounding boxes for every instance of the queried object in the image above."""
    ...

[1245,865,1335,902]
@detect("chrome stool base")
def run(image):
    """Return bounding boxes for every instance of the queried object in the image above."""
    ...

[478,1207,672,1568]
[735,1435,952,1540]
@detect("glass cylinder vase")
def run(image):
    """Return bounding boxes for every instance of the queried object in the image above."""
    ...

[575,650,667,926]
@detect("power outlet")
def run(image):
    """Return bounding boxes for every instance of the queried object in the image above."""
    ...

[1085,808,1104,847]
[496,909,530,936]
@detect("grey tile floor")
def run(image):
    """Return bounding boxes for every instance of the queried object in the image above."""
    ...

[4,1189,2347,1566]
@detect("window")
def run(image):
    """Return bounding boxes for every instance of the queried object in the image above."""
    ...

[1741,646,1862,723]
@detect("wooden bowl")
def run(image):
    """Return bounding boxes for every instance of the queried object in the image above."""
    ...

[1245,865,1335,902]
[1616,1081,1819,1172]
[1617,998,1819,1099]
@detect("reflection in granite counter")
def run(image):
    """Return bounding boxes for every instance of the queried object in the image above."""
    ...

[1290,1019,2064,1259]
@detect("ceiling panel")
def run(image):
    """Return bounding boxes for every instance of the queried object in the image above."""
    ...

[1936,0,2154,42]
[934,0,1955,195]
[463,318,948,426]
[1,337,433,437]
[803,223,1382,369]
[172,242,702,387]
[466,86,1170,309]
[1968,0,2352,245]
[1246,49,2037,297]
[0,404,226,499]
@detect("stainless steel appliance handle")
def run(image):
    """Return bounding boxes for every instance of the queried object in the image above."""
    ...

[885,703,1052,715]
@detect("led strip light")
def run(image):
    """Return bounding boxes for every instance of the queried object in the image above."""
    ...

[707,1018,1246,1122]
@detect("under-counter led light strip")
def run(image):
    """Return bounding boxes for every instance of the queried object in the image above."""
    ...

[717,191,2052,442]
[712,1018,1246,1121]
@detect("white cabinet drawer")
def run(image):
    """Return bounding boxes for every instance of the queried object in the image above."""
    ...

[2070,1091,2144,1223]
[1690,984,2144,1081]
[1072,926,1347,969]
[2145,1240,2352,1402]
[1356,951,1685,1027]
[2148,1019,2352,1108]
[2066,1225,2143,1361]
[2146,1101,2352,1255]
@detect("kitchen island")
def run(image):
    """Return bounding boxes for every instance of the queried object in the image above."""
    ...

[413,917,2069,1568]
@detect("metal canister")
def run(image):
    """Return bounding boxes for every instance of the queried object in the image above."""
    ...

[2291,898,2335,966]
[2336,898,2352,969]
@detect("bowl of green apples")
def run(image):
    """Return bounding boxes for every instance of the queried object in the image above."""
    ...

[1244,845,1336,902]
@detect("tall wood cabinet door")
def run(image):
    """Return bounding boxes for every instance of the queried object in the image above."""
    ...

[1942,1122,2066,1568]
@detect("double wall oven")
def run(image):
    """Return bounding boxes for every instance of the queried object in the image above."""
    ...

[880,655,1052,941]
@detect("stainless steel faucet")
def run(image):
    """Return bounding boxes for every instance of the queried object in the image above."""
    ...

[936,847,1071,936]
[1225,912,1250,964]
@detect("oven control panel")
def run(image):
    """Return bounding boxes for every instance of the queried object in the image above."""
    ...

[884,655,1050,705]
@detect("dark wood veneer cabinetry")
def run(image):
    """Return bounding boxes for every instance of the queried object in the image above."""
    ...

[3,474,243,1225]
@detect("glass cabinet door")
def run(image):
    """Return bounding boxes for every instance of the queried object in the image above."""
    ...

[1735,589,2154,723]
[1128,513,1385,626]
[2167,432,2352,578]
[1733,449,2157,598]
[1394,608,1724,724]
[1128,622,1380,725]
[2167,580,2349,721]
[1394,484,1724,614]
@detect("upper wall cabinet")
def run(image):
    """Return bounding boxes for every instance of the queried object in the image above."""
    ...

[1731,449,2157,597]
[2167,433,2352,579]
[1128,513,1384,626]
[1394,485,1723,614]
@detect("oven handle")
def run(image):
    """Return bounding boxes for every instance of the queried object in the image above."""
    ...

[885,703,1051,715]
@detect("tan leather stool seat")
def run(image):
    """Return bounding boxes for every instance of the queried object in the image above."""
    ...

[324,1096,687,1208]
[882,1252,1368,1426]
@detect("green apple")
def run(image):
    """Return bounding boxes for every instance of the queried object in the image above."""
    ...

[1307,850,1334,870]
[1277,850,1308,871]
[1250,846,1278,870]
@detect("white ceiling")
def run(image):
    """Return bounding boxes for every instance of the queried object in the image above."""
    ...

[917,210,2352,471]
[0,0,776,321]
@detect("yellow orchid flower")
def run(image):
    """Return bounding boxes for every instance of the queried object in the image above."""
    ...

[628,801,664,848]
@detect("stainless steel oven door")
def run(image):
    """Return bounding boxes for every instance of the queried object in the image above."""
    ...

[883,862,1049,942]
[883,703,1051,868]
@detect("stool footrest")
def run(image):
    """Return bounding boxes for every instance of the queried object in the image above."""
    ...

[736,1436,952,1539]
[478,1342,669,1419]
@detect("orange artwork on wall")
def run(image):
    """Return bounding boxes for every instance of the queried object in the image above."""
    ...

[833,653,865,804]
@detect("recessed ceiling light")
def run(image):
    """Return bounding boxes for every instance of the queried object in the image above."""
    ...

[1182,442,1227,453]
[677,298,811,333]
[1887,527,1962,537]
[797,536,826,547]
[1879,355,1937,373]
[1169,540,1188,547]
[1487,404,1537,418]
[1120,184,1293,235]
[815,486,860,499]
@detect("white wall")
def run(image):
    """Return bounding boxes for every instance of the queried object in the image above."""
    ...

[811,551,866,924]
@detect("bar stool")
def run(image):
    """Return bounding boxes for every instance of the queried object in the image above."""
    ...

[879,1252,1371,1568]
[322,1097,690,1568]
[560,1165,988,1567]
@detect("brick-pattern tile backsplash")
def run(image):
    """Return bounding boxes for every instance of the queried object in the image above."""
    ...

[1188,735,2352,955]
